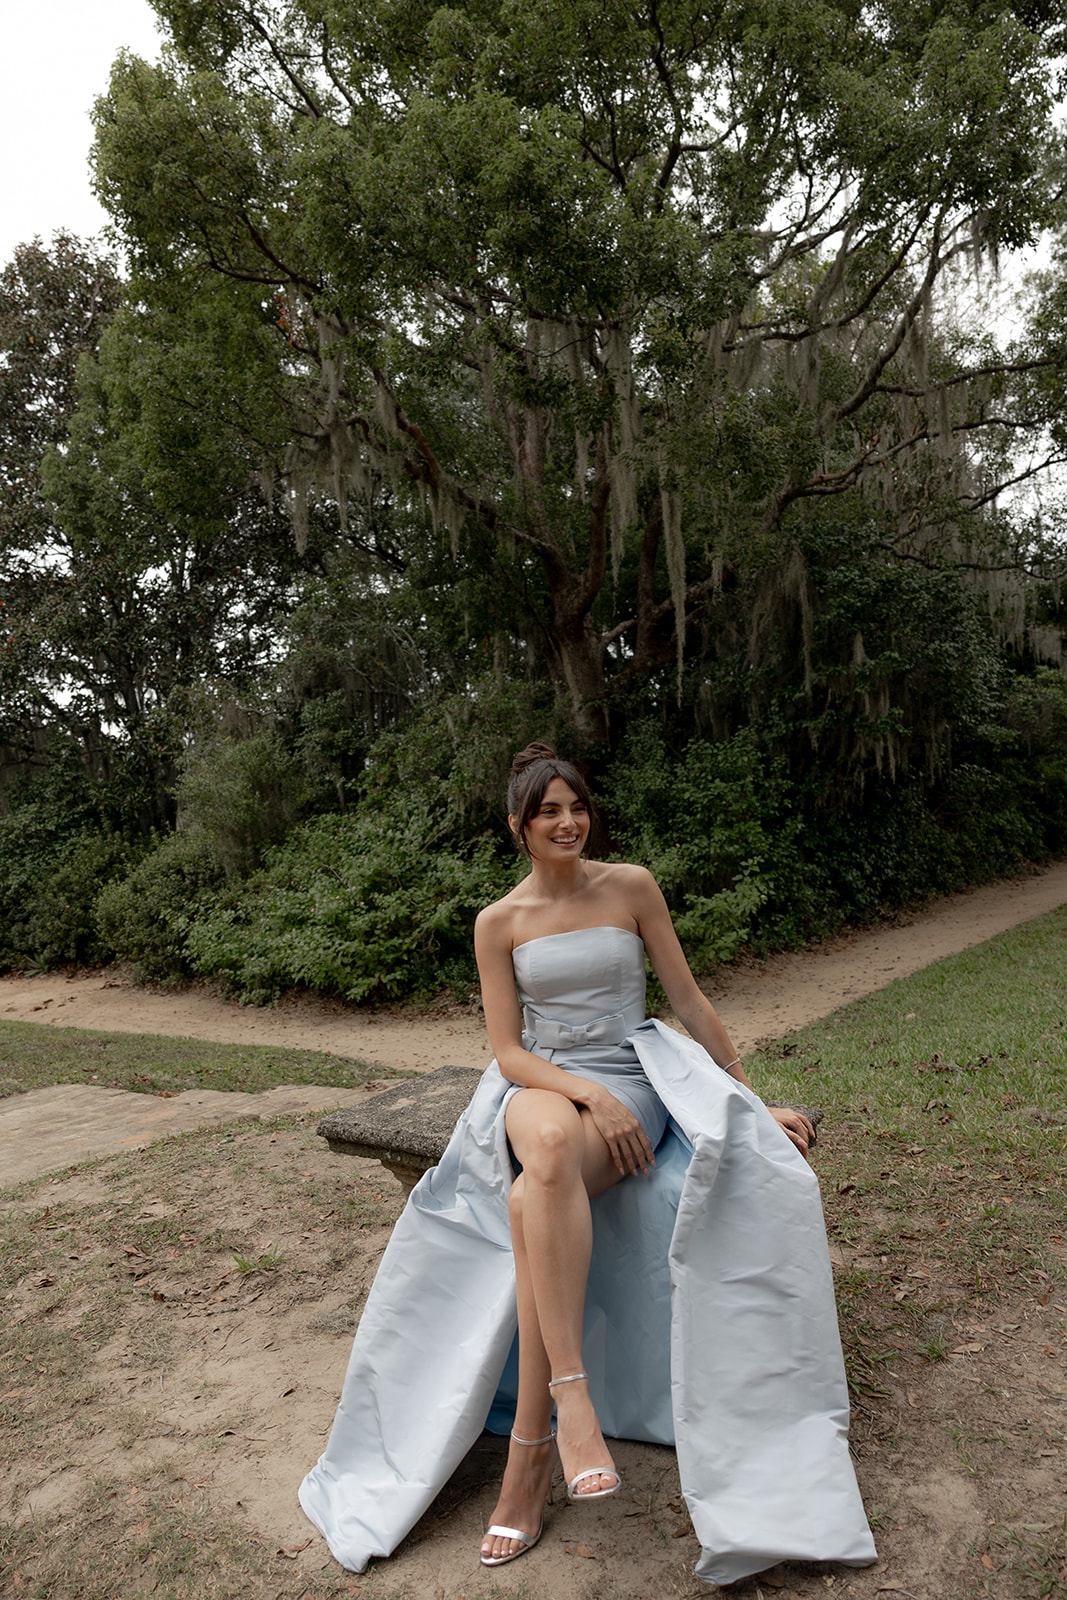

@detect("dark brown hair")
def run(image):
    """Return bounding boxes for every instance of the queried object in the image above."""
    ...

[507,742,595,857]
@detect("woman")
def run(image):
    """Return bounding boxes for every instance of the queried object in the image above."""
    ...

[300,744,875,1586]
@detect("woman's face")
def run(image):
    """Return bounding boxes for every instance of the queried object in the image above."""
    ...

[513,777,590,862]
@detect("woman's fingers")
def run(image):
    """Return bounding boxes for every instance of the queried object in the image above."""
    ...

[768,1107,813,1159]
[586,1093,654,1177]
[620,1126,654,1176]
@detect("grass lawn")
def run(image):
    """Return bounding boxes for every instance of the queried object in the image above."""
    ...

[0,1022,402,1099]
[749,903,1067,1356]
[0,908,1065,1598]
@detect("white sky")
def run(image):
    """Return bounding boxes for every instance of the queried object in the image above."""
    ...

[2,0,162,267]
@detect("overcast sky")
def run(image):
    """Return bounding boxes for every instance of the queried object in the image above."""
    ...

[2,0,162,267]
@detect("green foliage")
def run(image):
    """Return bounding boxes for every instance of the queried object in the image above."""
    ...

[88,0,1064,741]
[94,830,224,979]
[603,725,777,969]
[0,828,137,970]
[2,11,1066,989]
[0,744,141,971]
[180,803,517,1004]
[176,724,314,877]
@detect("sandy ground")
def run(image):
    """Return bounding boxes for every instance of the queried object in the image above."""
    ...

[4,1121,1065,1600]
[3,859,1067,1072]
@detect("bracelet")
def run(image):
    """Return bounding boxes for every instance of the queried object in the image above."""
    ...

[722,1056,741,1071]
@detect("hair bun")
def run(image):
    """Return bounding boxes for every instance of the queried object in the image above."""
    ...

[511,741,557,776]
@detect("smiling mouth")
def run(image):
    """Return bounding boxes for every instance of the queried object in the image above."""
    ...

[551,834,580,845]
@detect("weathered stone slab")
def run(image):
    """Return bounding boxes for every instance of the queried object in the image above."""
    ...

[316,1069,824,1193]
[316,1065,483,1192]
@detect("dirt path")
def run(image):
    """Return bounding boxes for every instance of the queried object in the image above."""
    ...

[3,859,1067,1071]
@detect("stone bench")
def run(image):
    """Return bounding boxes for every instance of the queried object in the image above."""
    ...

[317,1065,483,1193]
[316,1067,822,1195]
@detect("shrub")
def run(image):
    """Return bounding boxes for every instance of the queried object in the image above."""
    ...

[0,814,138,970]
[94,831,225,979]
[602,725,780,970]
[176,726,314,877]
[180,801,518,1003]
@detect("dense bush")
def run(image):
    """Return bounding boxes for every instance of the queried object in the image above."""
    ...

[179,802,518,1003]
[602,726,781,968]
[2,663,1065,995]
[94,831,225,979]
[0,743,141,969]
[176,723,316,877]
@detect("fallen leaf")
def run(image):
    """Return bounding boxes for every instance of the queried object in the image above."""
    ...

[277,1539,312,1559]
[877,1584,905,1593]
[981,1554,996,1570]
[152,1290,167,1302]
[0,1390,22,1402]
[906,1391,919,1407]
[567,1543,595,1559]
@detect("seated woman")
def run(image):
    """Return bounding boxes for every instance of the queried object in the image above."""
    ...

[300,744,876,1587]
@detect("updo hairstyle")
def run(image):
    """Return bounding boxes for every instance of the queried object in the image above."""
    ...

[507,742,595,858]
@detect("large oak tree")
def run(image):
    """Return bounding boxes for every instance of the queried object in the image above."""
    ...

[91,0,1066,735]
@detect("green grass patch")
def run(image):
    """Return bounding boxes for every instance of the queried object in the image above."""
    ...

[0,1020,403,1099]
[747,904,1067,1389]
[751,903,1067,1167]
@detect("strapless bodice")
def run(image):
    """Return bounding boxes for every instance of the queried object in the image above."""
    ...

[511,926,647,1053]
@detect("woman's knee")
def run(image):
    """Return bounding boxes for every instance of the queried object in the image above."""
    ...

[517,1109,584,1186]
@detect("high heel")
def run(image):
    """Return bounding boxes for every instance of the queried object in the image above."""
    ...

[548,1373,622,1502]
[479,1429,556,1568]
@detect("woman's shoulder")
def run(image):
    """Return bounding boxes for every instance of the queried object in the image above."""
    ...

[474,883,528,940]
[587,859,659,894]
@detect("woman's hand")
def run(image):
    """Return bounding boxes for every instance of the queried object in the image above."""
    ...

[768,1106,815,1158]
[582,1087,655,1178]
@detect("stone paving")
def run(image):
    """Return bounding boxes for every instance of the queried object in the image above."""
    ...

[0,1081,378,1188]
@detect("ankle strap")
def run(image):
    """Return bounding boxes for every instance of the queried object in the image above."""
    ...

[511,1429,556,1446]
[548,1371,589,1389]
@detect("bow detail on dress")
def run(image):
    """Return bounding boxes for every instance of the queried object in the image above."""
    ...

[524,1008,629,1050]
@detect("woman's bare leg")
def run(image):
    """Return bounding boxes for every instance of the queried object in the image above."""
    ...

[481,1089,623,1561]
[479,1168,555,1563]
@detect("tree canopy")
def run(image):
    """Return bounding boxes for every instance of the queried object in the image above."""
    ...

[90,0,1067,736]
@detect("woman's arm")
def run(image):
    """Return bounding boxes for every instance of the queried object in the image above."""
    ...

[627,867,814,1156]
[473,906,654,1175]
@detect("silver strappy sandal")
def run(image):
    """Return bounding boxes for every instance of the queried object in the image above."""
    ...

[548,1373,622,1502]
[480,1429,556,1568]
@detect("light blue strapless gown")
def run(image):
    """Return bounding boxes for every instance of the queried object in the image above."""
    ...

[512,925,668,1148]
[299,928,876,1586]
